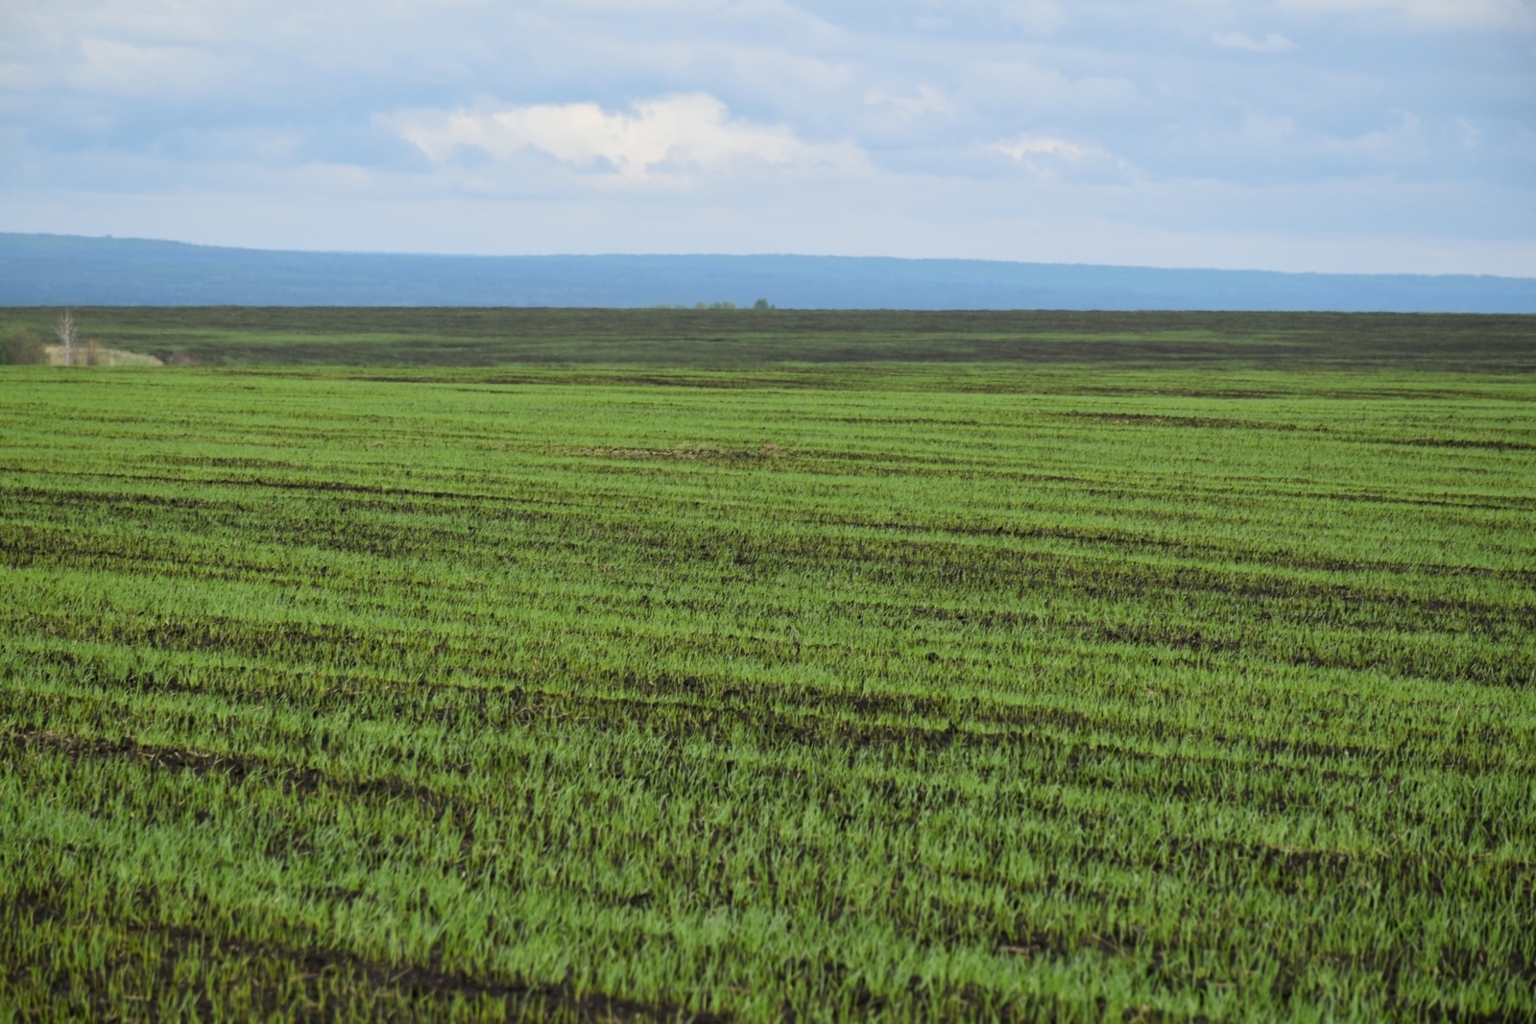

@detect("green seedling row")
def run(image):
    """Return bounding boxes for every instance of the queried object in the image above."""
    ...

[1,317,1534,1021]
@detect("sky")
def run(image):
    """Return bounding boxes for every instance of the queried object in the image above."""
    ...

[1,0,1533,275]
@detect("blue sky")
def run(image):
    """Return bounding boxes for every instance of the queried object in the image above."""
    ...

[1,0,1532,274]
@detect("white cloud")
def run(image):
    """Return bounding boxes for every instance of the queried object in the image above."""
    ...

[1211,31,1297,52]
[865,86,953,120]
[393,94,866,181]
[995,134,1096,162]
[992,133,1136,183]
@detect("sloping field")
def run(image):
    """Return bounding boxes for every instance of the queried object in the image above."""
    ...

[1,318,1534,1021]
[2,307,1535,371]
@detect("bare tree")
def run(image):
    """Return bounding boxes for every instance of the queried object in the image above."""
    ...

[54,309,77,367]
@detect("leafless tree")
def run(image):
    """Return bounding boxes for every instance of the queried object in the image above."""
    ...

[54,309,77,367]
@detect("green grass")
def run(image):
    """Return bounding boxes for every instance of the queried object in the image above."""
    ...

[1,311,1534,1021]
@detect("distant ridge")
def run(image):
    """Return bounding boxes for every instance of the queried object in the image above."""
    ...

[2,233,1533,312]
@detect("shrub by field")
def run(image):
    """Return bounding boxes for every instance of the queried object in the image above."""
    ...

[0,311,1533,1021]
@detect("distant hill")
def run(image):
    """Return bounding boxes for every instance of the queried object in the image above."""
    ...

[2,233,1534,312]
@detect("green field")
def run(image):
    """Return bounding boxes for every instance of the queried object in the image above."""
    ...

[2,310,1534,1022]
[4,306,1536,370]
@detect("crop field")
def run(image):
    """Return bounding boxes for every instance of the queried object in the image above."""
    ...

[1,310,1534,1022]
[3,306,1536,370]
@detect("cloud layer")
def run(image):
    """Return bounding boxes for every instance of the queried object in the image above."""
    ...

[395,94,865,182]
[1,0,1532,274]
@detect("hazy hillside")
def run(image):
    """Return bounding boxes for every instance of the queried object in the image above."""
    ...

[3,233,1535,311]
